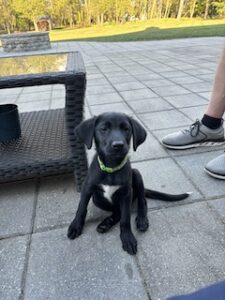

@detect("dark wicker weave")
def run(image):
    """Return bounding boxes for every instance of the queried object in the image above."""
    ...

[0,109,74,179]
[0,52,87,191]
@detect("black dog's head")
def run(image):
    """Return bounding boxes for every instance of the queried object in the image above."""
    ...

[74,112,147,160]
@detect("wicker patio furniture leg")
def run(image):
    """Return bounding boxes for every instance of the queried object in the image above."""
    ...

[65,77,88,192]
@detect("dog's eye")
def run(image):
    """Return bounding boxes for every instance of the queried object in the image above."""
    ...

[100,122,111,133]
[100,127,107,133]
[122,126,130,132]
[120,123,130,132]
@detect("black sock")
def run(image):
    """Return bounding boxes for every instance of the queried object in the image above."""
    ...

[201,114,222,129]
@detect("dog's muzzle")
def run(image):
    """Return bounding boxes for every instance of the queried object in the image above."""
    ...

[112,140,124,151]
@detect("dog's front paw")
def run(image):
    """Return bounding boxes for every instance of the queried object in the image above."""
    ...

[136,216,149,232]
[120,232,137,255]
[67,221,83,240]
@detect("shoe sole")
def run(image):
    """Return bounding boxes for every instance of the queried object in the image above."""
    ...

[204,168,225,180]
[162,140,225,150]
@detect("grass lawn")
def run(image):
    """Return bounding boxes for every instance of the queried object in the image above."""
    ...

[50,18,225,42]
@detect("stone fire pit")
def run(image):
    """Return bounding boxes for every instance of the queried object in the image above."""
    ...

[0,32,51,53]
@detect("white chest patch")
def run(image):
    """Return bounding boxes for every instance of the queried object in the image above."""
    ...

[101,184,121,202]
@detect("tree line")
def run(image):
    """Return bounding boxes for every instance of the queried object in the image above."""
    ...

[0,0,225,33]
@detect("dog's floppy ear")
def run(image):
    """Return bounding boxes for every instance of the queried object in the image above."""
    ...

[74,116,97,149]
[129,117,147,151]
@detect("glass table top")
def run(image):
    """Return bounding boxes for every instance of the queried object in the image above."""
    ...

[0,53,68,77]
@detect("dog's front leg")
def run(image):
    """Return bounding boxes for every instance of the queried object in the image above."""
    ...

[119,186,137,255]
[67,183,92,240]
[132,169,149,232]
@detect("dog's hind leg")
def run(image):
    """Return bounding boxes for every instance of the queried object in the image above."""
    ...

[92,192,113,212]
[93,191,120,233]
[132,169,149,232]
[96,213,120,233]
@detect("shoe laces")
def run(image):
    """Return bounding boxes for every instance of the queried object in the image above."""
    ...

[184,119,201,137]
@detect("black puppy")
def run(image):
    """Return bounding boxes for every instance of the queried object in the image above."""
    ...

[67,112,189,255]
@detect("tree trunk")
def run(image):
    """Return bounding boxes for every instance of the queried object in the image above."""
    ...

[77,12,81,24]
[6,23,10,34]
[33,17,39,31]
[84,0,91,25]
[49,18,53,30]
[150,0,156,19]
[204,0,210,19]
[164,0,170,18]
[97,15,100,25]
[158,0,163,18]
[115,0,118,24]
[143,0,148,19]
[69,16,74,28]
[146,0,151,19]
[190,0,197,18]
[100,13,104,25]
[177,0,185,19]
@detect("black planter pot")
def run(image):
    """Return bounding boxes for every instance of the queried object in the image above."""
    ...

[0,104,21,142]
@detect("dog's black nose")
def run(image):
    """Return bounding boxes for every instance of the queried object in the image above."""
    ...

[112,141,124,150]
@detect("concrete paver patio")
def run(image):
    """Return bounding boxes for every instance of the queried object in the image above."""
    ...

[0,37,225,300]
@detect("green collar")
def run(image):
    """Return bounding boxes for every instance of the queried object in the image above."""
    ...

[97,155,128,173]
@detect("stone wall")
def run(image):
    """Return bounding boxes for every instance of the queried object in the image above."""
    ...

[0,32,51,53]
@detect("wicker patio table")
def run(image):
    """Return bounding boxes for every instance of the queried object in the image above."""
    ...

[0,52,87,191]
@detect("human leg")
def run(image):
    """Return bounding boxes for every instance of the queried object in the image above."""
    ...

[162,47,225,150]
[205,47,225,119]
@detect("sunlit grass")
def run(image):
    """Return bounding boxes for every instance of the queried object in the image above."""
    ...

[49,18,225,42]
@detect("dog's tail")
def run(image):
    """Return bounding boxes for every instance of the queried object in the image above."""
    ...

[144,188,191,201]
